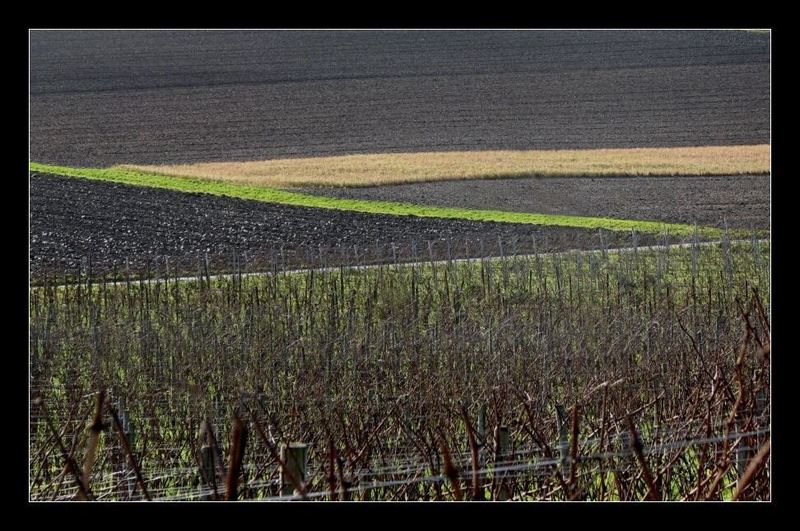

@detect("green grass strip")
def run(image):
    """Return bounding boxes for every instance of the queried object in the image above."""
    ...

[30,162,725,237]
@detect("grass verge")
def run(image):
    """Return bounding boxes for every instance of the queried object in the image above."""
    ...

[30,162,725,237]
[118,145,770,188]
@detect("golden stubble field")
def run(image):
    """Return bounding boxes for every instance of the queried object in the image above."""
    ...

[123,145,770,188]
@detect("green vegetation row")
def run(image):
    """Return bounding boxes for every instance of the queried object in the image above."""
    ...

[30,162,723,237]
[30,241,770,500]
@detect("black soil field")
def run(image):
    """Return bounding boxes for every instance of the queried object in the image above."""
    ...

[304,175,771,231]
[30,30,769,166]
[30,174,668,278]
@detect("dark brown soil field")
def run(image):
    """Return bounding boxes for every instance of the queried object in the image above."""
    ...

[303,174,770,230]
[30,30,769,166]
[30,174,669,278]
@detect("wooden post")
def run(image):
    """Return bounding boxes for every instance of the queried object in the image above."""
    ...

[619,430,632,457]
[110,398,124,499]
[116,401,137,499]
[198,420,218,500]
[494,426,511,500]
[237,392,248,416]
[497,426,510,457]
[556,405,569,478]
[756,389,768,416]
[618,430,633,499]
[734,421,749,478]
[103,394,116,495]
[258,393,268,412]
[477,404,487,447]
[280,443,308,497]
[123,414,135,451]
[200,445,215,484]
[200,444,215,500]
[123,416,136,497]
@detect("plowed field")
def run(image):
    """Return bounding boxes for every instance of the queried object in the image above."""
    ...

[31,173,661,277]
[30,30,769,166]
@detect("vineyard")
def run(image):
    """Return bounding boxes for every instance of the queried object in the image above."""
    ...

[29,234,770,501]
[28,29,771,503]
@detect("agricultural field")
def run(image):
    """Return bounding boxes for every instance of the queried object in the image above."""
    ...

[29,29,770,502]
[29,241,770,501]
[304,174,770,231]
[30,31,769,166]
[31,172,661,278]
[124,146,770,187]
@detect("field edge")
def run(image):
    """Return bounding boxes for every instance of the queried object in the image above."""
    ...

[29,162,729,238]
